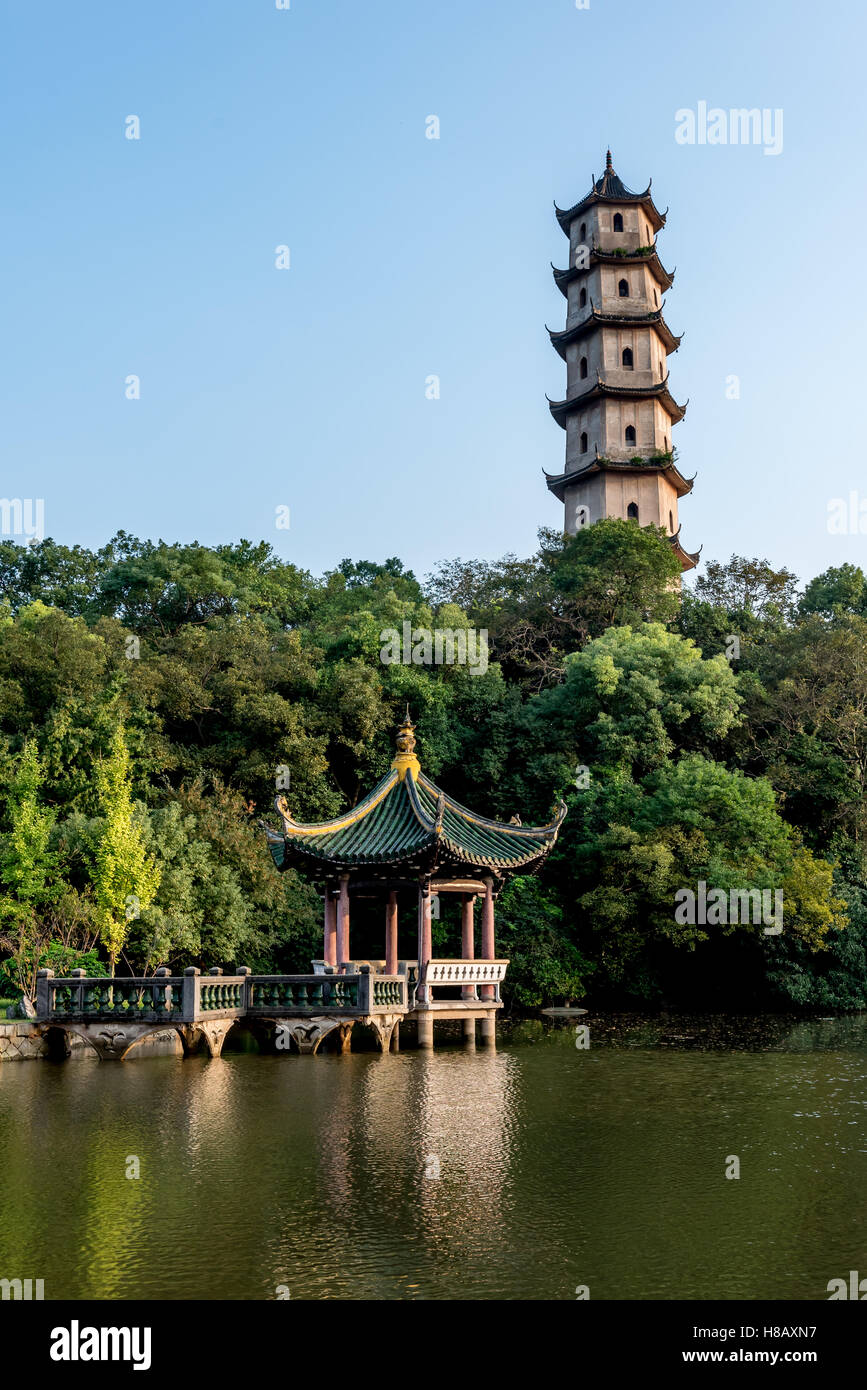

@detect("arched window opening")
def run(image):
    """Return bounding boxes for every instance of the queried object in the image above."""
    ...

[580,222,586,241]
[622,347,634,369]
[579,287,587,307]
[618,278,629,297]
[669,510,674,532]
[579,356,588,379]
[653,289,659,306]
[627,501,639,520]
[613,213,624,232]
[580,431,588,454]
[625,425,637,446]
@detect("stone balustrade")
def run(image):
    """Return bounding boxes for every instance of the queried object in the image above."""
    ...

[247,972,407,1015]
[419,960,509,1004]
[36,967,409,1024]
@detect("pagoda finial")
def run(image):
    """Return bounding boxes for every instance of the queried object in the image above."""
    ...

[392,713,421,781]
[605,149,613,172]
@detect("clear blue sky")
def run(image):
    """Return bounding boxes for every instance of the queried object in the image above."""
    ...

[2,0,864,588]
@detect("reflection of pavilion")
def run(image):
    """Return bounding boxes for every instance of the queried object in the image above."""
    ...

[263,716,566,1049]
[313,1051,518,1274]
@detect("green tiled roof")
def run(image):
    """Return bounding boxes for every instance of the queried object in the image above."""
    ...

[263,740,565,879]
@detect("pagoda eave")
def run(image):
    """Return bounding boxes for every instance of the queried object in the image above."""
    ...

[552,250,675,296]
[670,532,701,572]
[555,189,666,236]
[548,379,687,427]
[548,309,682,357]
[545,455,694,502]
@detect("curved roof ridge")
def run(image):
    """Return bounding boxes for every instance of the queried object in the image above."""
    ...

[417,772,565,838]
[403,769,439,834]
[274,768,399,837]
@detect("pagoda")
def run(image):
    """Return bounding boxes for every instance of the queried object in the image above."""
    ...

[544,151,700,570]
[262,715,566,1047]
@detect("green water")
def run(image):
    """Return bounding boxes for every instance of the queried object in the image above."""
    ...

[1,1016,866,1301]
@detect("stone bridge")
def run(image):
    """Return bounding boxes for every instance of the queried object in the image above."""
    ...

[33,958,509,1060]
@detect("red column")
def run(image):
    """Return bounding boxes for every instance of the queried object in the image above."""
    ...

[417,882,432,1003]
[385,891,398,976]
[324,891,337,967]
[337,875,350,971]
[461,893,476,999]
[481,877,495,1000]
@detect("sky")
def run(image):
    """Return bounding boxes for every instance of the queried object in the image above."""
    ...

[1,0,865,590]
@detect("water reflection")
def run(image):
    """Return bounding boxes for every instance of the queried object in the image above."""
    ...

[2,1023,867,1299]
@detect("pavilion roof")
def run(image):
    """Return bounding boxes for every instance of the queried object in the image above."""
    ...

[262,717,566,879]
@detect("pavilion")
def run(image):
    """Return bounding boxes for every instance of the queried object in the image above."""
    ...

[262,715,566,1046]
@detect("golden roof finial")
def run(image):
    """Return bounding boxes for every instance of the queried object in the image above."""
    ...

[391,711,421,781]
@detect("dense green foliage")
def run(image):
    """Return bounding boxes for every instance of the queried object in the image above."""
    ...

[0,525,863,1011]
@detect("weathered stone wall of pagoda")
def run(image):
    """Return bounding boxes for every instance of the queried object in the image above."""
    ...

[565,264,662,322]
[565,469,681,536]
[569,203,658,260]
[563,328,667,393]
[564,399,675,470]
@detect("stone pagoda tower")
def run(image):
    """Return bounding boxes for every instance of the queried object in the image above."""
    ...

[544,151,699,570]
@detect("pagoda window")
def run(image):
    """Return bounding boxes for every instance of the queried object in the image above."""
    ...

[613,213,624,232]
[669,510,674,532]
[580,221,587,241]
[653,289,659,306]
[579,287,587,307]
[618,278,629,297]
[580,431,588,453]
[627,501,639,520]
[579,356,588,379]
[622,347,634,369]
[625,425,637,446]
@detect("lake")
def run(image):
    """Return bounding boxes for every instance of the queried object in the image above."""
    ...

[1,1014,865,1300]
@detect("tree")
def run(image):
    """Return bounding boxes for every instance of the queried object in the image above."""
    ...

[496,877,591,1008]
[526,622,742,793]
[800,564,867,620]
[740,615,867,855]
[692,555,800,622]
[0,742,61,1004]
[426,520,682,690]
[550,755,846,1000]
[90,727,161,974]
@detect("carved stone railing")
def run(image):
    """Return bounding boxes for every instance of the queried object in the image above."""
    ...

[246,972,407,1016]
[415,960,509,1005]
[38,972,188,1022]
[36,966,409,1023]
[37,967,249,1024]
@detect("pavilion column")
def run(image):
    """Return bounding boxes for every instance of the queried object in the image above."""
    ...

[481,877,495,1000]
[416,881,432,1004]
[323,889,338,968]
[337,874,350,970]
[461,893,477,1000]
[385,891,399,976]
